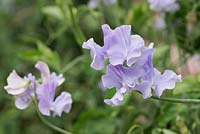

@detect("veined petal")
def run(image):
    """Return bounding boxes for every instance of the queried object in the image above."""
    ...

[35,61,50,81]
[104,90,124,106]
[83,38,106,70]
[37,79,57,116]
[153,69,181,97]
[135,81,152,99]
[53,92,72,117]
[15,95,30,110]
[104,25,131,65]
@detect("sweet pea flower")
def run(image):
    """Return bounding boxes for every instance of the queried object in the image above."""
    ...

[4,61,72,117]
[4,71,36,109]
[139,55,182,97]
[83,24,154,70]
[35,61,72,116]
[36,78,72,116]
[102,64,145,106]
[83,24,182,106]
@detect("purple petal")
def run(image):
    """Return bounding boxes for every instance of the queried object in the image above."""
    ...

[53,92,72,117]
[102,24,112,37]
[50,73,65,86]
[102,64,145,90]
[135,81,152,99]
[83,38,106,70]
[104,90,124,106]
[35,61,50,81]
[15,95,31,110]
[104,25,131,65]
[153,69,181,97]
[127,35,144,66]
[37,79,57,116]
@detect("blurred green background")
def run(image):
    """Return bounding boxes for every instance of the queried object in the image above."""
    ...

[0,0,200,134]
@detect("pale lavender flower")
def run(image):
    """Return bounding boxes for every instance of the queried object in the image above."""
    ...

[83,24,182,106]
[35,61,72,116]
[102,64,145,106]
[36,78,72,116]
[4,61,72,116]
[148,0,179,12]
[88,0,116,8]
[83,24,154,70]
[139,55,182,97]
[4,71,36,109]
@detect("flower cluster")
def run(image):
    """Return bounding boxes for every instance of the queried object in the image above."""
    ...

[148,0,179,29]
[4,61,72,116]
[83,24,181,106]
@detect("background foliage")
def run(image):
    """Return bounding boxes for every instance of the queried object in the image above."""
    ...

[0,0,200,134]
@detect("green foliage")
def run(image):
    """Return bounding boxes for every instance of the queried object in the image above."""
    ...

[0,0,200,134]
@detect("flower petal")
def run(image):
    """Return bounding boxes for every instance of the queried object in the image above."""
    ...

[4,70,28,96]
[35,61,50,81]
[104,25,131,65]
[53,92,72,117]
[83,38,106,70]
[104,90,124,106]
[15,96,30,110]
[153,69,181,97]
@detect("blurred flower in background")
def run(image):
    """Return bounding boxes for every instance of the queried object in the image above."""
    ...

[4,61,72,117]
[148,0,179,30]
[88,0,117,8]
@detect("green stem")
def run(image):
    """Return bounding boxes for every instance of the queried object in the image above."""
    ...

[32,98,72,134]
[68,4,86,46]
[61,55,86,74]
[151,96,200,104]
[127,125,141,134]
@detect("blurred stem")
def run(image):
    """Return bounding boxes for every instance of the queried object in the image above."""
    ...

[68,4,86,46]
[61,55,86,74]
[151,96,200,104]
[57,1,86,46]
[127,125,142,134]
[32,98,72,134]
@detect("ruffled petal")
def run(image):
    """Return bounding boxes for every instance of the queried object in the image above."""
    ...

[15,95,31,110]
[4,70,29,96]
[135,81,152,99]
[83,38,106,70]
[105,25,131,65]
[153,69,181,97]
[35,61,50,81]
[36,79,57,116]
[104,90,124,106]
[53,92,72,117]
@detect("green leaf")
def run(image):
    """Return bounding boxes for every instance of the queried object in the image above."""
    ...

[42,6,63,20]
[20,40,61,71]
